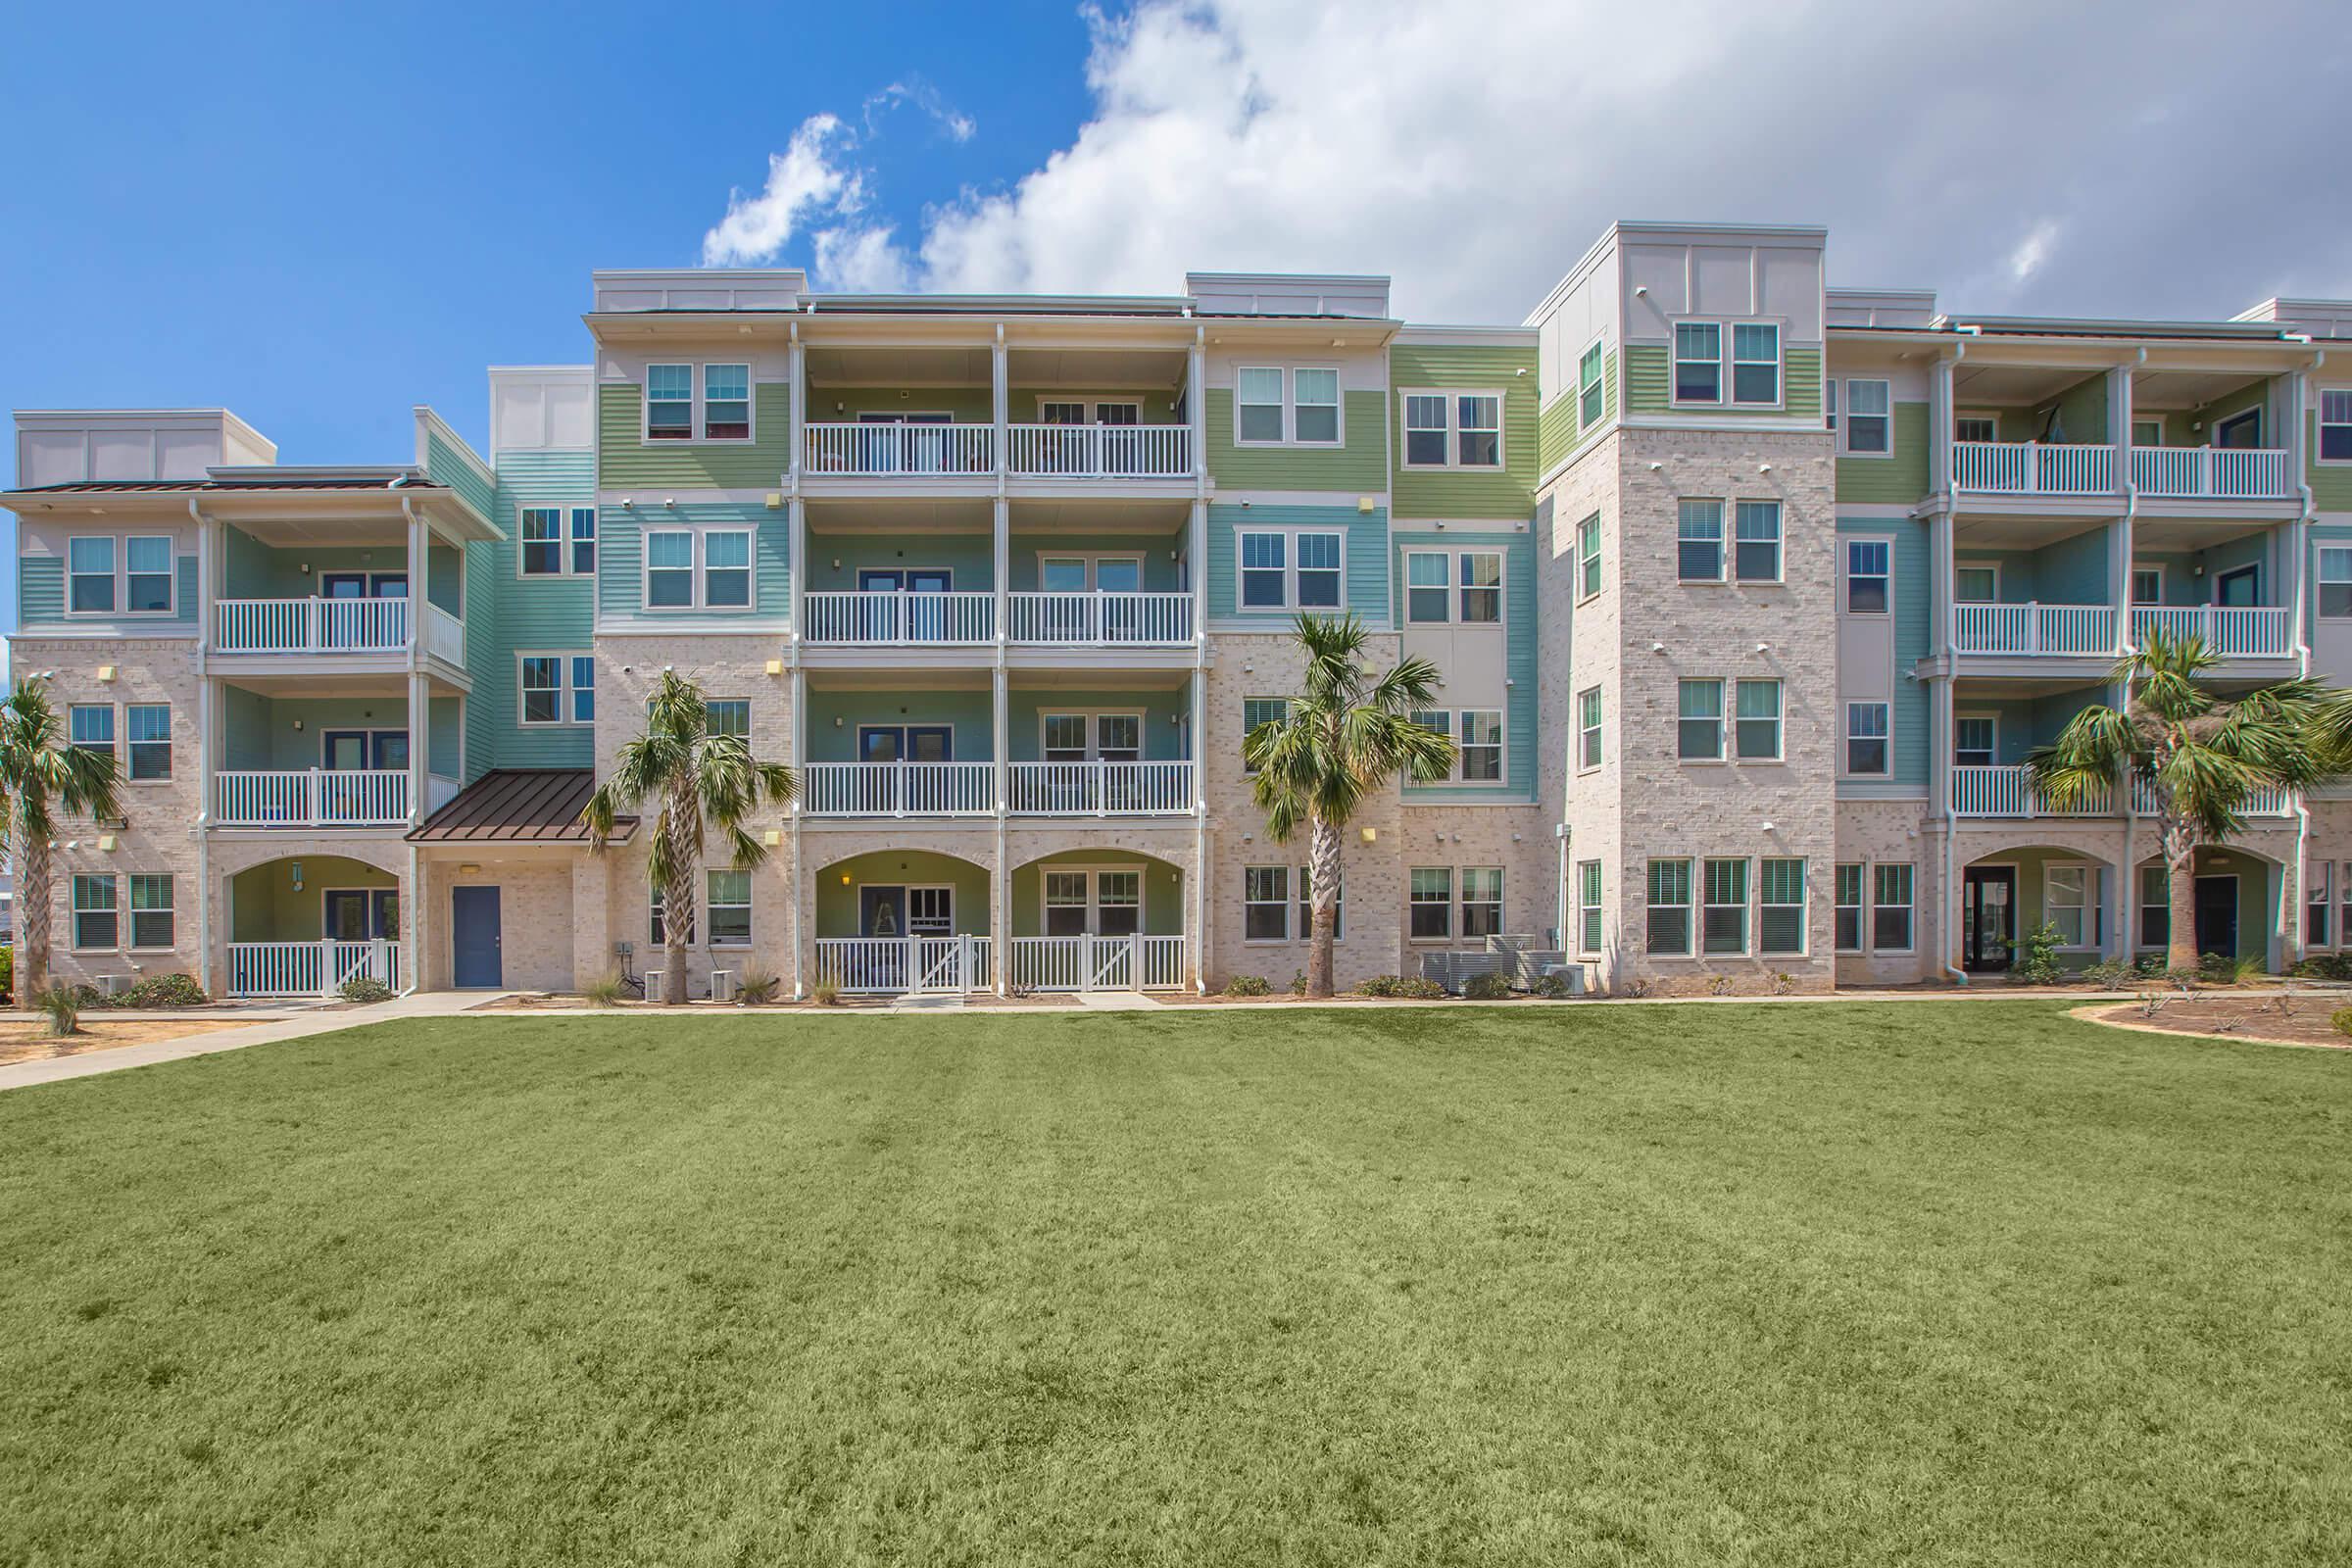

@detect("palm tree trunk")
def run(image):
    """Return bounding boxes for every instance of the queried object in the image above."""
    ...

[1306,814,1340,999]
[662,789,696,1006]
[19,818,50,1000]
[2164,818,2199,974]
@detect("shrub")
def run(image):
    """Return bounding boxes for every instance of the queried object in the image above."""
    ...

[0,944,12,1004]
[811,979,842,1006]
[1223,974,1271,997]
[336,976,393,1004]
[581,971,625,1006]
[2163,965,2202,990]
[121,972,206,1008]
[2231,954,2268,986]
[2132,953,2168,977]
[33,984,81,1037]
[1357,974,1445,1000]
[1707,974,1734,997]
[2011,923,2065,986]
[2332,1006,2352,1040]
[1461,971,1513,1001]
[2082,959,2136,992]
[1533,971,1575,1000]
[735,967,782,1005]
[1289,970,1307,997]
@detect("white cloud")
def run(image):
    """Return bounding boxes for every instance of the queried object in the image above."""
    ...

[864,80,976,143]
[709,0,2350,318]
[813,224,914,293]
[701,114,857,268]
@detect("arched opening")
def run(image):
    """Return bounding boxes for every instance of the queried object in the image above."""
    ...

[224,855,402,998]
[2131,844,2280,966]
[1007,847,1187,992]
[812,849,992,996]
[1958,843,2117,974]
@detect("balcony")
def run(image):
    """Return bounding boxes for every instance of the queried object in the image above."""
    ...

[803,423,994,476]
[803,591,995,645]
[2131,777,2290,817]
[2131,446,2293,501]
[803,760,995,816]
[1008,592,1192,646]
[1950,765,2113,818]
[214,769,412,827]
[1007,760,1193,815]
[214,598,465,662]
[1952,442,2115,497]
[226,939,400,999]
[1952,603,2117,657]
[1004,423,1192,478]
[2129,605,2292,658]
[810,933,1188,994]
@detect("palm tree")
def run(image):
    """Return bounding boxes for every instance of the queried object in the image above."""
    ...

[1245,613,1455,998]
[581,670,796,1004]
[0,681,123,1000]
[2027,630,2339,972]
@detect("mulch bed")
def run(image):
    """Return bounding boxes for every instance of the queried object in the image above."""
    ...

[2090,994,2352,1049]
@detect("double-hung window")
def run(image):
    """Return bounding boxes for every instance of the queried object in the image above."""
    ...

[1842,380,1891,455]
[1759,858,1806,956]
[1402,394,1448,466]
[1578,687,1602,771]
[73,874,118,949]
[1578,341,1605,426]
[705,700,751,738]
[650,881,694,946]
[520,508,564,576]
[1459,711,1502,781]
[1242,697,1288,770]
[1735,680,1782,760]
[702,365,751,439]
[1295,532,1342,608]
[2139,866,2169,952]
[1734,501,1782,581]
[1405,552,1450,622]
[1461,868,1503,938]
[1835,864,1864,952]
[125,536,173,612]
[1646,859,1692,956]
[646,365,694,440]
[1844,702,1888,776]
[519,653,593,726]
[644,531,752,610]
[1242,531,1340,609]
[1731,323,1781,406]
[1409,868,1452,940]
[1677,680,1723,760]
[1237,368,1288,443]
[2320,548,2352,618]
[1043,872,1090,936]
[1577,514,1602,600]
[70,704,115,766]
[69,537,117,612]
[2308,861,2333,947]
[1298,864,1344,942]
[703,531,753,607]
[646,531,695,608]
[1240,532,1287,609]
[1292,369,1340,444]
[1096,871,1141,936]
[1458,552,1501,622]
[1701,858,1748,955]
[1577,860,1603,955]
[1674,323,1722,403]
[2045,865,2093,948]
[129,874,174,950]
[1845,540,1890,613]
[2321,390,2352,462]
[1399,392,1503,467]
[570,509,598,575]
[1872,864,1914,951]
[1245,866,1290,941]
[1678,500,1724,581]
[1454,396,1500,466]
[126,704,171,781]
[1954,414,1999,445]
[707,870,752,945]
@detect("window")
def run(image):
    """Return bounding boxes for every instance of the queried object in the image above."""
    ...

[73,874,118,949]
[70,704,114,765]
[2322,389,2352,462]
[69,537,116,612]
[2321,548,2352,619]
[1458,552,1501,622]
[1872,864,1914,951]
[1240,532,1287,609]
[2132,565,2164,607]
[1402,394,1447,466]
[1678,500,1724,581]
[1824,377,1837,433]
[1460,711,1502,781]
[1405,553,1450,622]
[129,874,173,949]
[520,508,564,575]
[1954,565,1998,603]
[1298,864,1344,942]
[1845,703,1888,776]
[705,700,750,738]
[2046,864,2092,949]
[569,509,598,575]
[1461,867,1503,938]
[1734,501,1782,581]
[1577,860,1603,955]
[1296,532,1342,608]
[1759,859,1806,956]
[1454,395,1500,466]
[704,531,752,608]
[1043,713,1088,763]
[126,704,171,781]
[1577,514,1602,600]
[1835,864,1864,952]
[645,531,751,610]
[1246,866,1291,941]
[1954,414,1998,444]
[1096,871,1141,937]
[125,536,172,612]
[646,365,693,440]
[1674,322,1722,404]
[2132,417,2165,448]
[706,870,752,945]
[1845,540,1889,613]
[1399,391,1502,467]
[703,365,750,439]
[2340,862,2352,953]
[1735,680,1782,760]
[1237,368,1287,443]
[1045,871,1090,937]
[1647,859,1692,956]
[1578,341,1605,426]
[1954,715,1995,768]
[646,531,694,608]
[1040,400,1087,425]
[1677,680,1723,760]
[1702,858,1748,955]
[571,658,596,723]
[1409,868,1451,940]
[1842,380,1890,454]
[519,654,592,726]
[1732,323,1780,406]
[1242,697,1288,770]
[649,881,694,947]
[2140,865,2169,952]
[1292,368,1339,444]
[1578,687,1602,771]
[2309,861,2333,948]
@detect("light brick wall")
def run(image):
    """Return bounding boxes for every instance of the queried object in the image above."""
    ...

[421,855,575,992]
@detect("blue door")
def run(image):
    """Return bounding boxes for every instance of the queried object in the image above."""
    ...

[451,886,503,988]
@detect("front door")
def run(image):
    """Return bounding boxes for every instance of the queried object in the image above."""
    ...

[451,886,503,988]
[860,885,906,940]
[2216,566,2259,609]
[2194,874,2239,960]
[320,572,368,600]
[322,730,368,771]
[1962,866,2016,971]
[2215,408,2262,449]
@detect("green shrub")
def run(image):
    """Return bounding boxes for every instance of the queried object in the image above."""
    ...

[336,976,393,1004]
[2333,1007,2352,1040]
[1533,971,1575,1000]
[581,972,625,1005]
[811,979,842,1006]
[33,984,81,1037]
[2082,959,2135,992]
[1289,970,1307,997]
[0,944,13,1003]
[1223,974,1271,997]
[1461,971,1513,1001]
[731,968,781,1005]
[2132,953,2167,977]
[1357,974,1445,1000]
[2012,923,2065,985]
[115,972,206,1008]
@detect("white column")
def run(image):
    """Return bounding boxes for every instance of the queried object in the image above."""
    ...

[408,671,429,827]
[993,496,1009,648]
[992,664,1008,814]
[787,496,806,648]
[787,325,806,487]
[992,328,1008,474]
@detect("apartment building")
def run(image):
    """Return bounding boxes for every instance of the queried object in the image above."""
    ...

[12,222,2352,1000]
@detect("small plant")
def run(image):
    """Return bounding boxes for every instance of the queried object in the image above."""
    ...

[33,984,81,1037]
[117,972,205,1008]
[2196,951,2234,985]
[734,967,782,1005]
[1769,970,1796,997]
[2011,923,2064,986]
[2273,982,2298,1019]
[2332,1006,2352,1040]
[1707,974,1734,998]
[2230,954,2267,986]
[1289,970,1307,997]
[2138,989,2170,1019]
[1461,971,1512,1001]
[2132,953,2167,977]
[1619,977,1652,999]
[811,979,842,1006]
[336,975,392,1004]
[1533,971,1575,1000]
[1223,974,1271,997]
[2082,959,2135,992]
[581,971,626,1006]
[1356,974,1445,1000]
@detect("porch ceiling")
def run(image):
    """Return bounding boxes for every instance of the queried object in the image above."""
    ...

[1011,499,1192,531]
[2132,517,2275,554]
[1005,346,1188,387]
[802,496,993,531]
[1952,514,2111,549]
[2131,368,2267,412]
[213,671,466,699]
[806,344,991,386]
[1951,363,2100,406]
[805,667,992,693]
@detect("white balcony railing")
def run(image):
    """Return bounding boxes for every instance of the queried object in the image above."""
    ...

[422,602,466,663]
[214,769,411,827]
[1007,592,1193,646]
[813,935,994,995]
[800,760,995,816]
[2130,605,2292,658]
[214,597,412,654]
[803,422,995,476]
[1007,934,1187,992]
[1949,764,2113,818]
[1952,441,2116,496]
[1951,602,2117,656]
[802,591,995,645]
[226,939,399,999]
[2131,776,2291,817]
[1007,760,1194,814]
[1004,423,1193,478]
[2131,446,2292,500]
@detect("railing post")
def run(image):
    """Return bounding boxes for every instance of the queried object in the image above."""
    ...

[306,767,320,826]
[893,758,906,817]
[1080,933,1095,994]
[317,937,334,998]
[905,933,916,995]
[1128,932,1141,990]
[1094,758,1107,816]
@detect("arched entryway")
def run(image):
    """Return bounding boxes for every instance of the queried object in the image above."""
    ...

[2131,844,2282,966]
[1007,847,1187,992]
[223,854,402,997]
[812,847,993,995]
[1957,842,2122,974]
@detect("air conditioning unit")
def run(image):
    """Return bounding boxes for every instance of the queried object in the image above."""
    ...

[96,974,128,998]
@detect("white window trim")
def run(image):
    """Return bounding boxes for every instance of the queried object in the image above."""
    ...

[66,533,176,618]
[516,506,599,580]
[1953,561,2001,604]
[1670,320,1726,408]
[1758,858,1809,958]
[1040,863,1147,938]
[1842,700,1891,779]
[1732,500,1785,585]
[1236,526,1347,612]
[1576,858,1603,957]
[1839,378,1894,459]
[641,526,757,612]
[1242,863,1294,946]
[2316,547,2352,619]
[122,701,173,787]
[1038,710,1148,761]
[641,362,756,445]
[1678,499,1728,585]
[1402,547,1451,624]
[1647,858,1695,958]
[1954,710,1999,768]
[1458,865,1505,943]
[517,650,594,728]
[705,867,755,948]
[1034,551,1146,592]
[1953,410,2002,444]
[71,872,120,953]
[1233,367,1344,448]
[2316,387,2352,465]
[1843,536,1893,615]
[1733,678,1785,763]
[2132,561,2167,607]
[1578,338,1606,427]
[126,871,176,953]
[2043,861,2099,953]
[1576,685,1603,776]
[1576,514,1603,605]
[1871,862,1918,954]
[1834,863,1866,955]
[1728,322,1786,411]
[1700,857,1750,957]
[1407,866,1454,944]
[1401,546,1504,626]
[1396,387,1505,469]
[1298,863,1345,946]
[1676,679,1727,766]
[1455,709,1507,788]
[1030,396,1147,423]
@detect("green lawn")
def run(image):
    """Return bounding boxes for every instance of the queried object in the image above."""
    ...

[1,1004,2346,1566]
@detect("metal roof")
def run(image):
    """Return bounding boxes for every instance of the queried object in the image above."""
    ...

[406,769,636,844]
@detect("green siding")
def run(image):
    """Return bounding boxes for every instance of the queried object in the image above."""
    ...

[1837,403,1931,506]
[1540,349,1621,469]
[466,451,596,780]
[1205,503,1390,624]
[816,852,993,938]
[17,554,196,629]
[1623,343,1822,419]
[1006,687,1190,762]
[598,501,789,619]
[2311,413,2352,511]
[803,689,993,764]
[222,694,417,771]
[806,532,997,594]
[1395,529,1538,803]
[1202,388,1388,491]
[1006,532,1185,592]
[598,383,792,490]
[1388,344,1539,518]
[1012,849,1183,937]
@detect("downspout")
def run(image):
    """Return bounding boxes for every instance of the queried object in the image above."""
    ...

[189,498,215,998]
[2287,349,2324,974]
[398,495,425,996]
[1938,343,1969,986]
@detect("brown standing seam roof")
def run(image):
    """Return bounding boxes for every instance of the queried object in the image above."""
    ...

[405,769,635,844]
[9,478,450,494]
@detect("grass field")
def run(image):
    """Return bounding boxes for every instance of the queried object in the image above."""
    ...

[1,1003,2345,1566]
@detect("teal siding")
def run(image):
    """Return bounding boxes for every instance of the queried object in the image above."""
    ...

[222,694,421,771]
[427,697,464,779]
[1205,503,1389,625]
[1956,526,2115,605]
[599,502,789,619]
[17,554,196,630]
[806,533,996,595]
[1006,533,1186,592]
[802,689,995,764]
[1396,529,1538,803]
[466,450,597,779]
[1842,517,1931,787]
[424,432,496,520]
[1007,687,1191,762]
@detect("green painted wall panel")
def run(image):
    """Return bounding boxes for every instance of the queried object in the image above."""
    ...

[425,433,495,520]
[1202,388,1388,491]
[1006,532,1185,592]
[222,694,417,771]
[1011,849,1183,937]
[597,383,792,490]
[466,450,596,780]
[802,689,993,763]
[1205,503,1389,623]
[17,555,196,629]
[1006,686,1190,761]
[815,851,992,938]
[804,532,996,594]
[1837,403,1931,506]
[598,501,789,619]
[1623,344,1822,419]
[1394,529,1537,802]
[1388,344,1539,518]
